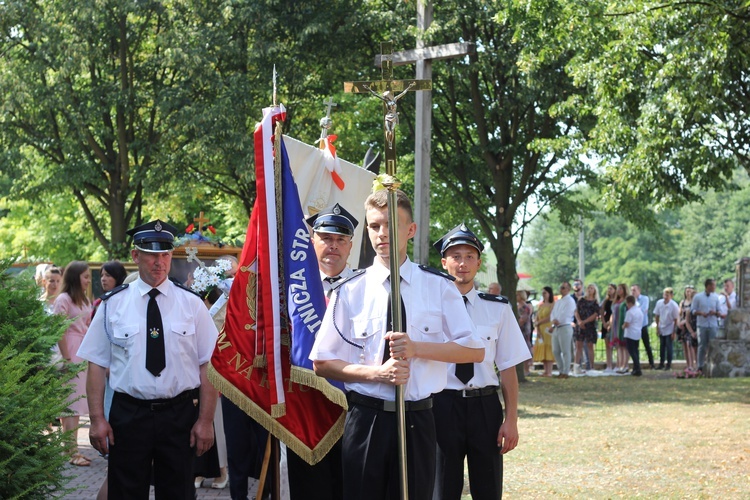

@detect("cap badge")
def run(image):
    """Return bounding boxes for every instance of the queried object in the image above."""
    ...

[333,205,341,215]
[460,223,468,231]
[154,221,163,232]
[149,327,161,339]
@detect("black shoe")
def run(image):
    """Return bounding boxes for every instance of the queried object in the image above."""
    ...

[632,371,642,376]
[655,366,664,370]
[649,364,656,370]
[665,365,671,370]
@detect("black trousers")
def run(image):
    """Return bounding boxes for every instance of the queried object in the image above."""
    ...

[221,395,269,500]
[108,391,198,500]
[641,326,655,367]
[433,391,503,500]
[626,338,641,374]
[342,401,436,500]
[287,440,343,500]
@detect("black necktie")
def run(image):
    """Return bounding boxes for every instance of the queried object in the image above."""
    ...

[146,288,166,376]
[324,276,341,299]
[383,277,407,363]
[455,295,474,384]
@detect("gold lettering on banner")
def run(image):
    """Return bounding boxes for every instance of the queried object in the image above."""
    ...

[217,331,232,352]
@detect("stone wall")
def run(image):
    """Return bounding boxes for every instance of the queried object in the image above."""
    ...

[707,308,750,377]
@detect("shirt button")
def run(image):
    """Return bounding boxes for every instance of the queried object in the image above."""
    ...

[124,334,128,337]
[424,327,428,332]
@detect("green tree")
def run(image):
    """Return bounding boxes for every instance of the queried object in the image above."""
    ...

[569,0,750,219]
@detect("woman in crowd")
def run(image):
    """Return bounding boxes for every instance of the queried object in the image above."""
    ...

[40,265,62,314]
[53,261,93,466]
[610,283,629,373]
[677,285,698,377]
[574,284,600,374]
[516,290,534,376]
[91,261,128,316]
[532,286,555,377]
[600,284,616,372]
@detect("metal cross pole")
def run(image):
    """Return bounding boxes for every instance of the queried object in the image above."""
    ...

[344,41,431,500]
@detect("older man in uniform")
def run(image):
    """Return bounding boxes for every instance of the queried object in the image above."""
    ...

[79,220,219,499]
[310,190,484,500]
[283,203,359,500]
[432,224,530,500]
[307,203,359,299]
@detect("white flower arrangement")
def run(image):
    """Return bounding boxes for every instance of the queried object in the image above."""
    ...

[190,257,233,297]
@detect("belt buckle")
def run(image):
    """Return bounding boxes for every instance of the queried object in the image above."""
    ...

[150,402,166,411]
[383,400,396,412]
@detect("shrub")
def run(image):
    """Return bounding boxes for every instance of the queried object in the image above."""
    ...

[0,260,79,498]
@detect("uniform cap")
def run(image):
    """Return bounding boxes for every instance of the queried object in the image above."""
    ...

[305,203,358,237]
[126,219,177,253]
[433,223,484,255]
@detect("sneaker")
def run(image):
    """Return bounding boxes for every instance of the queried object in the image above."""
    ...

[573,364,584,375]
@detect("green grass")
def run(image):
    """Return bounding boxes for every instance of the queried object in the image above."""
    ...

[462,372,750,499]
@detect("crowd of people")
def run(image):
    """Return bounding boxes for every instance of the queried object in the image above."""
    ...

[519,277,737,379]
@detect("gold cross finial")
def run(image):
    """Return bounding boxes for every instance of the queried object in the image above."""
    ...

[193,212,209,233]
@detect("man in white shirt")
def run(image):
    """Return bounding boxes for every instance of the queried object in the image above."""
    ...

[654,287,680,370]
[550,282,576,378]
[623,295,644,376]
[432,224,531,499]
[310,189,484,500]
[79,220,219,499]
[691,279,721,373]
[307,203,358,300]
[718,278,737,330]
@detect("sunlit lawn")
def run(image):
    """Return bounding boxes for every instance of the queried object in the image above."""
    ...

[460,372,750,499]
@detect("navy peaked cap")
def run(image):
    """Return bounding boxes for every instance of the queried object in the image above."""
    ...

[126,219,178,253]
[305,203,358,237]
[433,223,484,255]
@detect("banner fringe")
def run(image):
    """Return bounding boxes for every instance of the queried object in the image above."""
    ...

[208,364,345,466]
[290,366,348,409]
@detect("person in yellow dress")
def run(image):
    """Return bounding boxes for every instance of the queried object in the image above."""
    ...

[532,286,555,376]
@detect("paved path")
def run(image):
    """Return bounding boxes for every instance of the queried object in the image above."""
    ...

[61,417,262,499]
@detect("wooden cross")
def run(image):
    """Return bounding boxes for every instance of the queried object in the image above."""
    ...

[193,211,209,233]
[344,41,432,177]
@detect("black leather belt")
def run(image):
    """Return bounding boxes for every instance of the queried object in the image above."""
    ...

[115,388,199,411]
[443,386,499,398]
[347,391,433,412]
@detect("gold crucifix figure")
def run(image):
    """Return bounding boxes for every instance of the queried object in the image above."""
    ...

[344,41,432,177]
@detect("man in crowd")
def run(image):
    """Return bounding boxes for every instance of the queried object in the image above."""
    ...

[550,281,576,378]
[310,189,484,500]
[79,220,219,499]
[488,282,502,295]
[691,278,721,374]
[432,223,530,499]
[284,203,360,500]
[631,285,656,369]
[654,287,680,370]
[307,203,358,299]
[572,279,584,302]
[718,278,737,330]
[622,295,644,377]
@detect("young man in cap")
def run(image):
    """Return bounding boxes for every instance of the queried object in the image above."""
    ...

[78,219,219,499]
[284,203,359,500]
[310,189,484,500]
[432,223,530,500]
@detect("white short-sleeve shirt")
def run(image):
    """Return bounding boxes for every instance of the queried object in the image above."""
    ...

[444,287,531,390]
[309,258,483,401]
[78,277,219,400]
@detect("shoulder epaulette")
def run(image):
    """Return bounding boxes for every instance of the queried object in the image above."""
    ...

[101,283,129,301]
[331,269,366,290]
[478,292,509,304]
[170,277,203,298]
[418,264,456,282]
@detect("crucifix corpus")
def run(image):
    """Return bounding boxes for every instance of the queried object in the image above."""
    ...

[344,41,431,500]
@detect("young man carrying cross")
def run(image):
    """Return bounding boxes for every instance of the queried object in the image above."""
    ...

[310,190,484,500]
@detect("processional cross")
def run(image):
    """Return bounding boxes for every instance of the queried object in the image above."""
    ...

[193,211,210,233]
[344,41,432,500]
